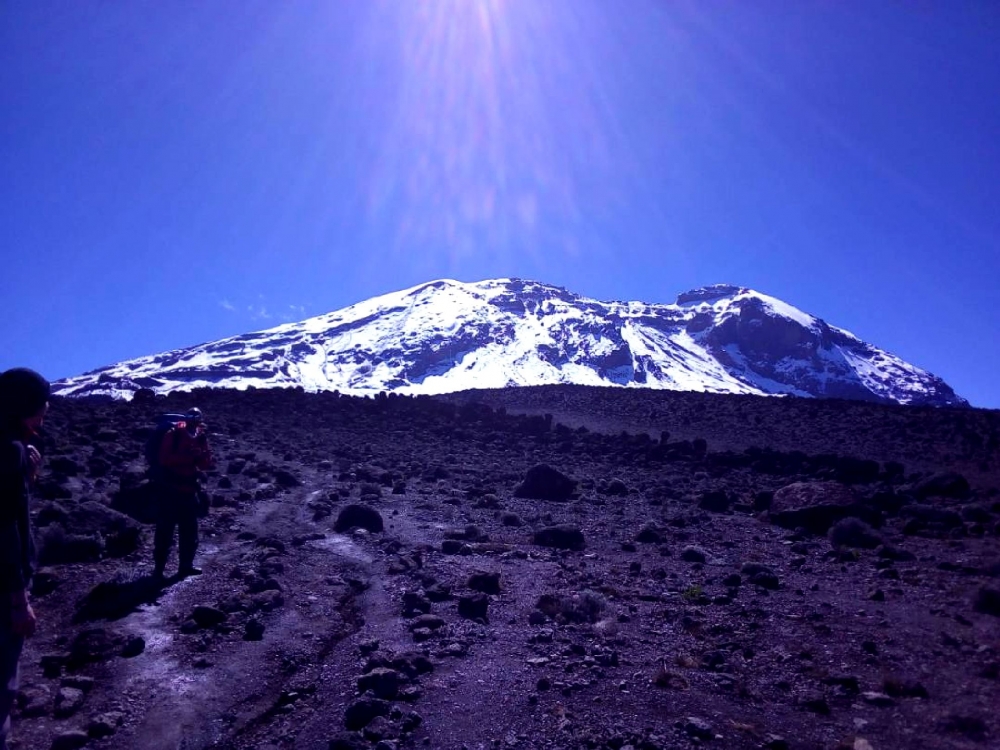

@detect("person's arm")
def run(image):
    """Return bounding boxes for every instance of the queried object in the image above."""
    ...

[0,441,28,594]
[160,426,214,473]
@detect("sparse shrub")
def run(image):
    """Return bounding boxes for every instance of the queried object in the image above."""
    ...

[681,585,703,602]
[828,517,882,549]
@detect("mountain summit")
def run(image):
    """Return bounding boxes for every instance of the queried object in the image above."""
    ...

[55,279,965,406]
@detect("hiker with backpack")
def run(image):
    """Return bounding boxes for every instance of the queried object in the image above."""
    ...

[0,368,49,750]
[149,408,215,580]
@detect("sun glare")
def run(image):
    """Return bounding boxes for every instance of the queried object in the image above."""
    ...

[360,0,623,274]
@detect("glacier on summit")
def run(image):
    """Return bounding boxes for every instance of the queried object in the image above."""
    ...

[54,279,966,407]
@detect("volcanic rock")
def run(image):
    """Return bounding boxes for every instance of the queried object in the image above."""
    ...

[514,464,576,501]
[335,504,384,533]
[344,697,391,731]
[769,482,865,534]
[532,525,586,551]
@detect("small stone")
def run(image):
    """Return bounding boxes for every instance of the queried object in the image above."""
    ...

[799,692,830,715]
[244,619,266,641]
[883,675,929,698]
[862,691,895,707]
[684,716,714,740]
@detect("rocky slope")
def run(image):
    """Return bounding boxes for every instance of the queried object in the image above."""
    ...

[8,386,999,750]
[54,280,965,406]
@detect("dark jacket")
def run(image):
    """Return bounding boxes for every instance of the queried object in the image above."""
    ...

[0,434,36,594]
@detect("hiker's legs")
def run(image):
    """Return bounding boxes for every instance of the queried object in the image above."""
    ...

[177,505,200,572]
[0,620,24,750]
[153,498,178,575]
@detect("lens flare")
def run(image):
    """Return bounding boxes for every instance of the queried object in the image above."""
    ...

[359,0,627,275]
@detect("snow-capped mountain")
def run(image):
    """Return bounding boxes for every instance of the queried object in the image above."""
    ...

[54,279,966,406]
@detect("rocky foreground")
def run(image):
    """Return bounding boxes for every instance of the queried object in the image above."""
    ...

[10,386,1000,750]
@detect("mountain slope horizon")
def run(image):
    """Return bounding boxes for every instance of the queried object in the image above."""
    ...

[54,278,966,407]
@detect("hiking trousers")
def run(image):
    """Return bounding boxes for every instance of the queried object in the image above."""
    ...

[153,485,200,573]
[0,615,23,750]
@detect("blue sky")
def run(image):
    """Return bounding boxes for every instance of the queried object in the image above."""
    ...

[2,1,998,407]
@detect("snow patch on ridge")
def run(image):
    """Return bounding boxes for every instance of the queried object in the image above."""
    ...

[53,278,967,407]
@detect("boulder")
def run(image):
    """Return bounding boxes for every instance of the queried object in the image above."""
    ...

[698,490,731,513]
[51,730,90,750]
[467,571,501,595]
[458,594,489,621]
[334,504,384,533]
[357,668,402,700]
[532,525,586,551]
[769,482,871,534]
[635,523,663,544]
[191,605,227,629]
[54,687,86,718]
[344,697,391,731]
[514,464,577,502]
[69,502,142,557]
[899,504,962,528]
[913,472,970,500]
[828,518,882,549]
[111,480,159,524]
[68,629,124,668]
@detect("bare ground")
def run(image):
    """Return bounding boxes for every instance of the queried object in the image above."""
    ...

[9,386,1000,750]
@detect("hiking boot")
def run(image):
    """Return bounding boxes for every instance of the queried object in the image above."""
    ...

[178,566,203,578]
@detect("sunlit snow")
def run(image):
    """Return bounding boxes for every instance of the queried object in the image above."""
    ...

[54,279,963,406]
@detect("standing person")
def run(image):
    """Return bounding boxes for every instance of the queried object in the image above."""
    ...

[0,368,49,750]
[151,409,214,580]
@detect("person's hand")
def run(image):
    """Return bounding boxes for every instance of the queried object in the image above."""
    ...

[25,444,42,481]
[11,603,38,637]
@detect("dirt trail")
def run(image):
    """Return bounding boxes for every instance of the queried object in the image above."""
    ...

[87,476,369,750]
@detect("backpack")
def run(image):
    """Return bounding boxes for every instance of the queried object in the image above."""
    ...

[145,413,188,478]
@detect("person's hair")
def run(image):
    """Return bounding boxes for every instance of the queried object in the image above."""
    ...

[0,367,50,435]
